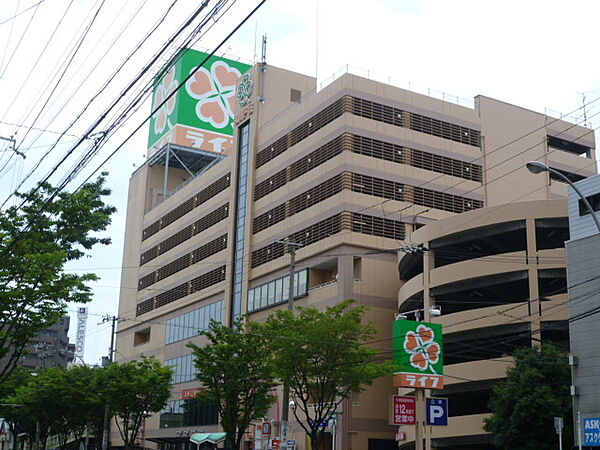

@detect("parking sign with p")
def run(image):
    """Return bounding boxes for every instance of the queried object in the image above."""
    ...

[426,398,448,426]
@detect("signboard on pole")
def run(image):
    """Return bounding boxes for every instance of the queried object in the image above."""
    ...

[261,422,271,437]
[393,320,444,389]
[426,398,448,426]
[392,395,416,425]
[554,417,564,434]
[75,307,88,364]
[584,418,600,446]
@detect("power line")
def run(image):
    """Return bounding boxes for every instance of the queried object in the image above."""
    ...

[0,1,41,78]
[0,0,189,207]
[0,0,46,27]
[0,0,77,137]
[73,0,268,190]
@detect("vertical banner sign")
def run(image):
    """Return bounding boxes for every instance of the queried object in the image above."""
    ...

[393,395,416,425]
[75,307,88,364]
[393,320,444,389]
[148,48,252,155]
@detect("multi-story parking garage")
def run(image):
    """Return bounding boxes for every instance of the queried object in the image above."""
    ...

[397,199,571,449]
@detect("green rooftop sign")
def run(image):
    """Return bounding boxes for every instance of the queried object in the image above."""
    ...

[148,49,252,153]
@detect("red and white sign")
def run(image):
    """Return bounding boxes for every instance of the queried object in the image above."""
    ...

[394,373,444,389]
[181,387,202,399]
[262,422,271,436]
[395,432,406,441]
[393,395,416,425]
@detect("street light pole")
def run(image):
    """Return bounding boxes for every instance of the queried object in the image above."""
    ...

[275,240,303,450]
[526,161,600,232]
[101,315,118,450]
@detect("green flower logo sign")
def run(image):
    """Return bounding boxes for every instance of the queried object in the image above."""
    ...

[393,320,444,389]
[403,324,441,373]
[185,60,242,129]
[152,66,178,135]
[147,49,252,150]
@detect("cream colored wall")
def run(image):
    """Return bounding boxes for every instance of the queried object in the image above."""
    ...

[116,168,149,356]
[477,96,596,207]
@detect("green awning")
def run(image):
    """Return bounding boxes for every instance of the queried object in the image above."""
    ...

[190,433,227,445]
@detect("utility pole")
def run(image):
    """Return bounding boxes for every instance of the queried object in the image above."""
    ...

[101,315,119,450]
[0,135,25,158]
[275,240,303,450]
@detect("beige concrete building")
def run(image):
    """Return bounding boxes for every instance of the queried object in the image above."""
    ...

[115,54,596,450]
[397,199,571,449]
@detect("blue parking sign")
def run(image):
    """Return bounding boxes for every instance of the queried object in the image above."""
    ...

[426,398,448,426]
[584,418,600,446]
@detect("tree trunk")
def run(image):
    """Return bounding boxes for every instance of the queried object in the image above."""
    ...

[309,431,321,450]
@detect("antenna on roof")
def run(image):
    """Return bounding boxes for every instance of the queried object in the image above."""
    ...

[261,34,267,66]
[578,91,593,128]
[253,22,258,64]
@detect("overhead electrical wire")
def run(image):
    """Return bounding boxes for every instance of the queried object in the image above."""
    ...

[0,0,105,179]
[10,0,107,157]
[0,0,266,261]
[0,0,21,75]
[0,0,183,205]
[0,0,42,78]
[74,0,268,190]
[0,0,46,27]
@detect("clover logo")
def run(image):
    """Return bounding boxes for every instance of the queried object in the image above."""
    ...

[152,67,178,135]
[185,61,242,129]
[403,325,441,373]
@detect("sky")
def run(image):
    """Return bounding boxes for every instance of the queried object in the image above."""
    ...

[0,0,599,365]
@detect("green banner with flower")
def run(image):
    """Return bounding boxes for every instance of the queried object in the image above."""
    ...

[393,320,444,376]
[148,48,252,152]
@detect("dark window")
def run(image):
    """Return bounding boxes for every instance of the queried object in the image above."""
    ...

[290,88,301,103]
[549,167,586,184]
[578,192,600,216]
[547,135,591,156]
[159,398,218,428]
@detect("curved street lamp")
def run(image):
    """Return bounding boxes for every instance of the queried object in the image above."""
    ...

[526,161,600,233]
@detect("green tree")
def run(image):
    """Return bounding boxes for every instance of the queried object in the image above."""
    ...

[258,300,396,450]
[0,175,115,383]
[0,367,35,450]
[97,357,173,450]
[188,318,276,450]
[8,365,104,450]
[484,344,572,450]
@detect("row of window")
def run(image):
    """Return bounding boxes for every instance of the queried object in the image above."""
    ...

[253,171,481,236]
[140,203,229,266]
[164,354,196,384]
[248,269,309,312]
[165,300,224,344]
[255,95,481,170]
[254,133,482,203]
[159,398,218,428]
[138,234,228,290]
[231,121,251,322]
[251,214,344,268]
[251,212,406,268]
[136,266,226,317]
[142,173,231,241]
